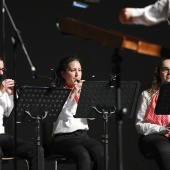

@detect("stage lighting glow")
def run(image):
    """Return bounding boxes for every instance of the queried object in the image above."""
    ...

[72,1,89,9]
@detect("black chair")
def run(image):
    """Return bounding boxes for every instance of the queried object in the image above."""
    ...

[140,153,154,170]
[2,118,29,170]
[2,156,29,170]
[42,121,75,170]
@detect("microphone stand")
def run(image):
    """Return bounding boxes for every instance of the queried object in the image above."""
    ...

[2,1,37,170]
[112,48,124,170]
[2,0,36,77]
[2,1,6,63]
[11,37,18,170]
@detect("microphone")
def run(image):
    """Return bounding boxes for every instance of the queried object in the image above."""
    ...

[31,68,37,79]
[0,74,3,84]
[0,74,6,85]
[109,75,116,88]
[50,68,57,86]
[32,68,57,87]
[36,74,56,87]
[91,73,116,88]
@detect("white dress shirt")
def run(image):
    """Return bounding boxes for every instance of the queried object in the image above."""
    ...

[135,90,168,135]
[0,91,14,133]
[131,0,170,25]
[53,95,89,135]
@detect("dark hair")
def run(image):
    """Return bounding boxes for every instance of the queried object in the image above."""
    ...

[148,57,170,97]
[55,55,81,87]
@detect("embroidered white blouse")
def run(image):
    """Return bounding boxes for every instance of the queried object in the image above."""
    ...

[135,90,168,135]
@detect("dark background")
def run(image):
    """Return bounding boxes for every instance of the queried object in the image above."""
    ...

[1,0,170,169]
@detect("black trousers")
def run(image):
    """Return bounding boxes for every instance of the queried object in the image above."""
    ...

[139,134,170,170]
[52,130,104,170]
[0,133,44,170]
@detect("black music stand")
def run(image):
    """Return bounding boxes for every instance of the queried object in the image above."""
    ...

[15,86,71,170]
[75,81,140,170]
[155,82,170,114]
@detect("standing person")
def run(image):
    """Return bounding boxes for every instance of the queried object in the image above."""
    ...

[0,57,44,170]
[136,57,170,170]
[52,55,104,170]
[119,0,170,26]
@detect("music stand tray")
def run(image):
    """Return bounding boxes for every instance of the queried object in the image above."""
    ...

[155,82,170,115]
[75,81,140,118]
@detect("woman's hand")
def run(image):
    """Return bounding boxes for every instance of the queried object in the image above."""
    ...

[70,80,84,101]
[0,79,15,95]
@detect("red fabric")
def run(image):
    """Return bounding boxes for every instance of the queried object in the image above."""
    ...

[64,84,79,103]
[74,93,79,103]
[145,91,170,137]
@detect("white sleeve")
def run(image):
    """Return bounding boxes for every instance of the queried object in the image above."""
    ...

[132,0,170,25]
[135,91,167,135]
[5,95,14,117]
[0,92,14,117]
[58,97,77,121]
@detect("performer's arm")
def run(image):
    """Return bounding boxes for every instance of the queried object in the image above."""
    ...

[119,0,170,25]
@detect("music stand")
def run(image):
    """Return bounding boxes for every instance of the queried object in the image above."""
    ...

[155,82,170,114]
[75,81,140,170]
[15,86,71,170]
[76,81,140,118]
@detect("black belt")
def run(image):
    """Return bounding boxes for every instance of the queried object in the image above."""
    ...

[53,130,86,138]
